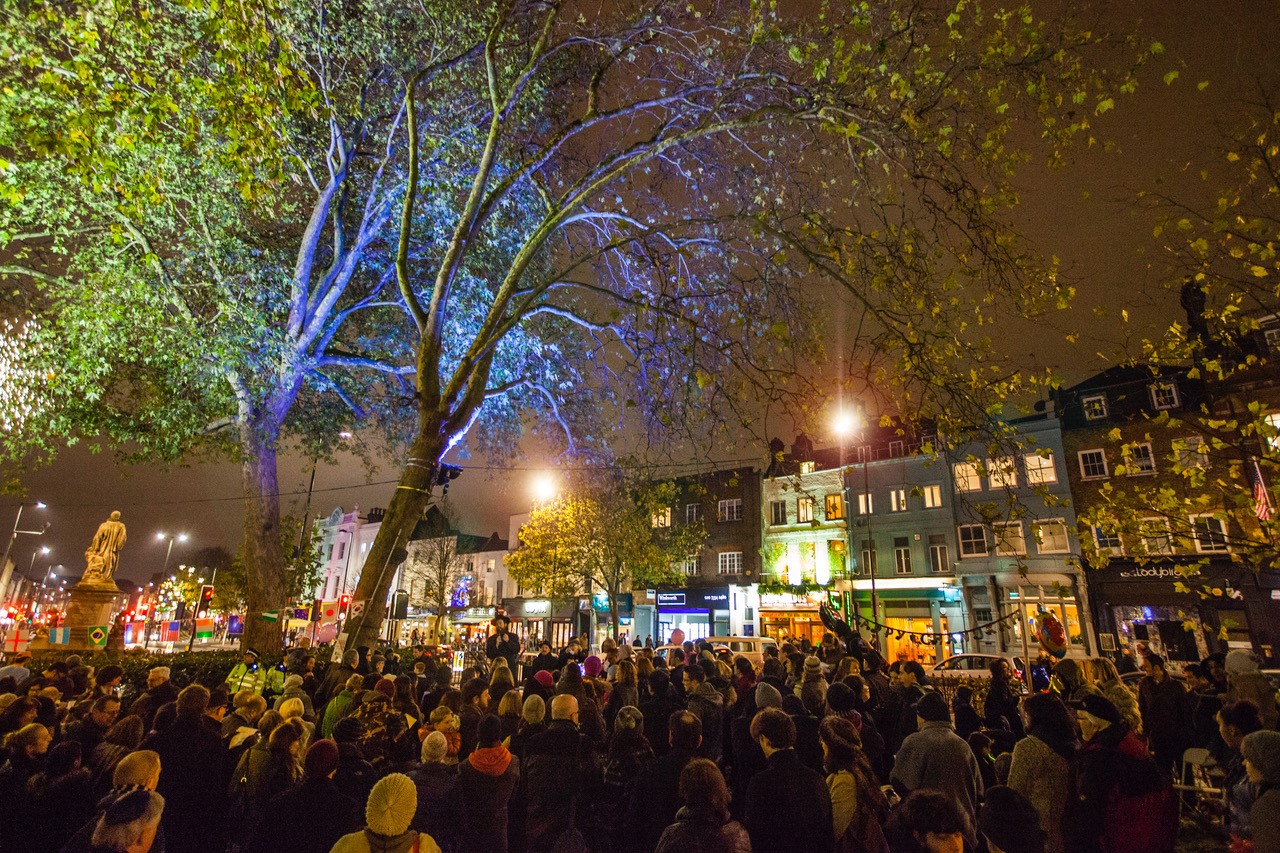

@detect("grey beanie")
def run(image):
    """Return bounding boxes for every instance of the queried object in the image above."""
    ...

[1242,730,1280,786]
[755,681,783,710]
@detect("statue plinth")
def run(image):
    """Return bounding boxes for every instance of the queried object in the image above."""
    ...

[61,582,125,650]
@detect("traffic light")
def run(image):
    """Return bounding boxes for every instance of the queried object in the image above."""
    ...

[196,585,215,618]
[339,595,351,616]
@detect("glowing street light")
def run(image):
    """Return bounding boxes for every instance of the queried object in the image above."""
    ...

[156,532,189,578]
[531,474,558,504]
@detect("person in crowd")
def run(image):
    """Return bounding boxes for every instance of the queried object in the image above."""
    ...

[63,788,166,853]
[224,649,267,696]
[731,656,756,700]
[495,689,524,743]
[457,677,489,760]
[230,709,281,777]
[409,731,462,853]
[458,713,520,853]
[1007,693,1076,853]
[891,691,984,821]
[129,667,179,731]
[330,772,442,853]
[744,707,835,853]
[1184,663,1224,750]
[0,651,33,685]
[638,670,680,759]
[522,694,601,851]
[820,715,889,853]
[65,694,122,755]
[835,677,887,778]
[529,641,560,678]
[204,687,232,735]
[553,664,607,747]
[1052,658,1098,703]
[87,715,145,795]
[1226,650,1279,730]
[599,704,653,846]
[984,658,1026,739]
[0,696,39,737]
[486,614,521,671]
[604,660,640,730]
[951,686,983,743]
[140,684,227,853]
[317,650,360,708]
[1137,653,1191,778]
[26,740,95,853]
[1219,700,1265,845]
[684,663,725,762]
[62,749,165,853]
[489,660,517,710]
[0,722,49,839]
[272,674,315,720]
[1091,656,1142,735]
[968,732,998,791]
[978,786,1046,853]
[420,705,461,765]
[884,789,975,853]
[1241,729,1280,852]
[796,654,829,705]
[224,694,268,750]
[222,691,257,739]
[245,738,360,853]
[329,717,375,806]
[625,710,702,852]
[228,716,305,848]
[1064,694,1176,853]
[886,661,929,753]
[321,675,365,740]
[653,758,751,853]
[278,695,315,746]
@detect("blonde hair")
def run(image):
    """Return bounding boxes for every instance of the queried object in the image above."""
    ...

[4,722,48,751]
[497,690,523,717]
[278,697,305,720]
[1092,657,1122,683]
[114,750,161,788]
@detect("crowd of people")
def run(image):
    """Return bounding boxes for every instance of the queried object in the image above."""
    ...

[0,624,1277,853]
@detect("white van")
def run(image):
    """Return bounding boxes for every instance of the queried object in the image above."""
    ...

[706,636,778,666]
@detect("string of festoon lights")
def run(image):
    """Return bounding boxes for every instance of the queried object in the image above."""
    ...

[850,607,1023,646]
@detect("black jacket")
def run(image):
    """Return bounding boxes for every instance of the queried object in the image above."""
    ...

[458,753,520,853]
[639,693,682,757]
[332,742,376,804]
[486,631,520,670]
[128,681,179,731]
[140,716,227,853]
[625,746,699,853]
[245,774,361,853]
[409,764,461,853]
[744,748,835,853]
[522,720,601,851]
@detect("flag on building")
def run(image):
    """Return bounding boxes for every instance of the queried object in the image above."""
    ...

[3,628,29,654]
[1253,457,1273,521]
[88,626,108,647]
[195,619,215,639]
[49,627,71,645]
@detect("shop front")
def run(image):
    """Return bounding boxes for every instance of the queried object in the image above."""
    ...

[589,592,635,647]
[759,591,823,644]
[655,586,730,644]
[449,605,496,642]
[852,580,967,664]
[1087,561,1270,668]
[502,597,577,650]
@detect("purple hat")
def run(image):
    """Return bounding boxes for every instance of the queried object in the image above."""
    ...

[583,656,603,678]
[533,670,555,688]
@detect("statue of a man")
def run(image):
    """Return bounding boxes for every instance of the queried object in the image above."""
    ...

[82,510,127,585]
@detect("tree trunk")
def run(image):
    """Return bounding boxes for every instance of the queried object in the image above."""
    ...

[345,429,445,650]
[610,595,620,642]
[240,432,287,655]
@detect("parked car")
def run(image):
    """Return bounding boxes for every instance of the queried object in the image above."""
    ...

[929,653,1027,683]
[706,636,779,667]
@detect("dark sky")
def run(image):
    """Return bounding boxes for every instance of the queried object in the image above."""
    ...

[5,0,1278,587]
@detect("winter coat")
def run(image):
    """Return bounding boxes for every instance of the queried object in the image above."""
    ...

[140,715,227,853]
[654,806,752,853]
[228,745,301,847]
[686,681,725,761]
[408,764,461,853]
[890,721,984,820]
[637,693,681,757]
[329,829,441,853]
[953,701,983,743]
[1007,734,1071,853]
[1098,678,1142,735]
[128,681,179,731]
[1063,722,1176,853]
[744,748,835,853]
[244,774,361,853]
[1138,675,1190,756]
[86,741,130,795]
[983,677,1026,738]
[273,686,316,721]
[522,720,601,851]
[316,664,358,709]
[333,741,376,805]
[26,768,96,853]
[458,747,520,853]
[828,767,890,853]
[321,689,357,739]
[1252,787,1280,853]
[485,631,520,670]
[624,746,699,853]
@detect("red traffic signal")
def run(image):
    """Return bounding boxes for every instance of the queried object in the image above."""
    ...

[339,595,351,615]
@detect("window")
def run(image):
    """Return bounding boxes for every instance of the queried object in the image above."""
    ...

[928,534,949,574]
[857,492,874,515]
[954,462,982,492]
[1033,519,1070,554]
[988,457,1017,489]
[889,488,908,512]
[1174,436,1208,470]
[1140,518,1174,555]
[1124,442,1156,475]
[958,525,987,557]
[1024,452,1057,485]
[336,541,346,560]
[1192,515,1229,553]
[495,580,504,600]
[797,497,814,523]
[717,499,742,522]
[1082,394,1109,420]
[922,484,943,508]
[1078,449,1109,480]
[685,503,702,525]
[1093,527,1123,555]
[769,500,788,526]
[487,559,495,573]
[1150,381,1180,410]
[974,607,993,624]
[825,494,845,521]
[684,554,700,576]
[718,551,744,575]
[1266,327,1280,351]
[859,540,877,575]
[652,507,672,528]
[799,460,815,474]
[1265,413,1280,453]
[889,440,905,458]
[894,537,912,574]
[993,522,1026,556]
[326,543,335,561]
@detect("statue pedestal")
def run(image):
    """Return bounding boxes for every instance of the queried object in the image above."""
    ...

[62,583,123,651]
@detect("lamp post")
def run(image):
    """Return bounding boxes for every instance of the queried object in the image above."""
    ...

[532,475,572,648]
[0,501,47,605]
[835,411,880,650]
[151,533,187,649]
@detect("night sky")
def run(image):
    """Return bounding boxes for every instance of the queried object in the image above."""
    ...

[5,0,1278,587]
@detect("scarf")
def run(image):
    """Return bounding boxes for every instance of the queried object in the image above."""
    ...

[468,744,512,776]
[362,828,418,853]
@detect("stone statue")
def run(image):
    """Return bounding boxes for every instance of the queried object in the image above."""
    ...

[81,510,127,586]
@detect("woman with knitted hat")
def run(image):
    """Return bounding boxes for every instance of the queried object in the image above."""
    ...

[458,714,520,853]
[1243,729,1280,852]
[332,772,441,853]
[820,715,889,853]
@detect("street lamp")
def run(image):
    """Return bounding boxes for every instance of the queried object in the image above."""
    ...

[0,501,48,605]
[27,545,50,578]
[834,409,880,649]
[532,474,558,505]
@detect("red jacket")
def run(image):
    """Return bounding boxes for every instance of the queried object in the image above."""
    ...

[1065,722,1176,853]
